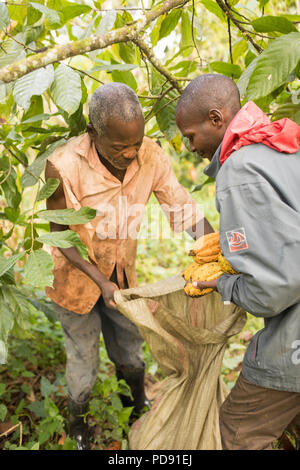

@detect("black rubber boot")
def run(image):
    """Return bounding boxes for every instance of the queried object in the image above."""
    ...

[68,397,90,450]
[116,366,151,416]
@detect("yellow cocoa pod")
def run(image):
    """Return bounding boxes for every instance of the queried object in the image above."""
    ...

[218,253,239,275]
[182,261,199,282]
[184,282,213,297]
[183,261,223,297]
[189,232,220,264]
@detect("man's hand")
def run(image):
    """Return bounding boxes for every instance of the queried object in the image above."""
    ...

[192,279,218,290]
[100,280,119,310]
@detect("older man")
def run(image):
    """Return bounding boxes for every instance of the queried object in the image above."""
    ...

[175,73,300,450]
[45,82,213,449]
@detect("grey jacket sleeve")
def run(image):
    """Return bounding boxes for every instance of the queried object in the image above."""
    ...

[216,181,300,318]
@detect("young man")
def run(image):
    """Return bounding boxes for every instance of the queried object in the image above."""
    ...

[45,82,213,449]
[175,74,300,450]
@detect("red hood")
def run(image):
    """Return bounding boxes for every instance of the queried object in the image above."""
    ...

[219,101,300,166]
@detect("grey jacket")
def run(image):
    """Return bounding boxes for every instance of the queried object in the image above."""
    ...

[204,143,300,392]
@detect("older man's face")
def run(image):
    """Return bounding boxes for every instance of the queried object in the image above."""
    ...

[92,116,144,170]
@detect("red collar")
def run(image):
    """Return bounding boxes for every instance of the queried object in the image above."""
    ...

[219,101,300,165]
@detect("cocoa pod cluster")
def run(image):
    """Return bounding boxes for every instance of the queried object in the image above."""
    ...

[183,232,238,297]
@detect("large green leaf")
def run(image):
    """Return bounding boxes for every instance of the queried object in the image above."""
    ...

[0,293,14,343]
[0,3,10,32]
[13,65,54,110]
[210,61,242,79]
[23,250,54,289]
[50,64,82,115]
[61,3,91,22]
[0,252,25,278]
[38,207,96,225]
[91,60,137,72]
[180,11,193,56]
[237,56,259,98]
[246,33,300,100]
[37,230,89,261]
[159,9,182,40]
[21,138,66,188]
[30,2,62,26]
[200,0,225,21]
[252,16,298,34]
[1,165,21,209]
[37,178,60,201]
[0,34,25,68]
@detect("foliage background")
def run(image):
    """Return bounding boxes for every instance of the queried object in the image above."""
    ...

[0,0,299,450]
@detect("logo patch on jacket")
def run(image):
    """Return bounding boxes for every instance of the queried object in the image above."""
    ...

[226,228,248,253]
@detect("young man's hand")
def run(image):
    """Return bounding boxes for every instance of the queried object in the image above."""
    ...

[192,279,218,290]
[100,280,119,310]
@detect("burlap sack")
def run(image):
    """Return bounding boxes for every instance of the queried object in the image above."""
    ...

[114,275,246,450]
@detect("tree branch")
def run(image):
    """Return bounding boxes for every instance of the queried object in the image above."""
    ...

[216,0,263,53]
[0,0,191,84]
[133,37,182,93]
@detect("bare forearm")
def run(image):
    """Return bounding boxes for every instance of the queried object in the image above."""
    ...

[50,222,108,289]
[59,246,109,289]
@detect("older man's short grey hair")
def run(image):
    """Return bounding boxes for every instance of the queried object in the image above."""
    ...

[89,82,144,136]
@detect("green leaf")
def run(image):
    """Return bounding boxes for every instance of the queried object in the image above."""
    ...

[21,138,66,188]
[0,266,15,286]
[0,292,14,342]
[4,207,20,224]
[180,11,193,56]
[246,33,300,100]
[13,65,54,110]
[0,340,7,364]
[23,224,43,252]
[237,56,259,98]
[96,10,117,34]
[0,3,10,32]
[252,16,298,34]
[0,253,25,278]
[27,401,46,419]
[1,169,21,208]
[159,9,182,40]
[0,34,25,68]
[50,64,82,115]
[23,250,54,289]
[191,177,215,192]
[37,230,90,261]
[61,3,91,22]
[30,2,62,26]
[37,178,60,201]
[41,377,57,398]
[210,61,242,79]
[91,60,137,72]
[22,113,51,124]
[111,70,137,92]
[29,300,57,323]
[272,103,300,124]
[38,207,96,225]
[232,38,248,63]
[0,404,7,422]
[200,0,225,21]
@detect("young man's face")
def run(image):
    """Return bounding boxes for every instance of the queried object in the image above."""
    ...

[89,116,145,170]
[175,108,226,161]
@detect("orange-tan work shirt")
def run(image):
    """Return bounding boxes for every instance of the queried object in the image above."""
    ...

[45,133,203,314]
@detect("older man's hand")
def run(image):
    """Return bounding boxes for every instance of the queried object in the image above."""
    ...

[100,280,119,310]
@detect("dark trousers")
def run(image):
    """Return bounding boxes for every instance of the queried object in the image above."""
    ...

[52,270,144,403]
[219,372,300,450]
